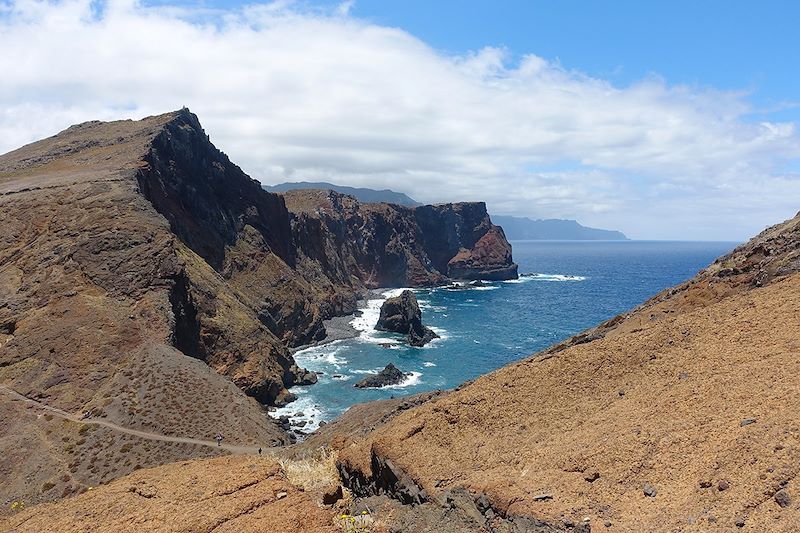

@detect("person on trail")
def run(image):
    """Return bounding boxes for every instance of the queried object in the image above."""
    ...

[215,433,223,447]
[258,447,262,455]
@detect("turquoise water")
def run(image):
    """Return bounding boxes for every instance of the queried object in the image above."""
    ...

[274,241,737,430]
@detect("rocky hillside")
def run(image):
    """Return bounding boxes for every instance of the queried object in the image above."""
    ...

[0,109,516,510]
[331,212,800,531]
[0,455,339,532]
[5,123,800,529]
[11,212,800,531]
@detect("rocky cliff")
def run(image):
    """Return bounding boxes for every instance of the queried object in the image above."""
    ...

[6,108,800,529]
[0,109,516,510]
[283,189,518,287]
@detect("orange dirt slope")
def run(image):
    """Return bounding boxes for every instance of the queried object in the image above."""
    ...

[1,455,338,533]
[338,219,800,531]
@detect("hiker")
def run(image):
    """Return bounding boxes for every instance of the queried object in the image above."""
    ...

[215,433,223,446]
[258,447,262,455]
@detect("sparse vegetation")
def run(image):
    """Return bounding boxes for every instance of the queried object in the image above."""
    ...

[9,501,25,512]
[277,449,340,493]
[334,512,374,533]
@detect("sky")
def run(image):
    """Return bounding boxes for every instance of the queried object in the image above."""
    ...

[1,0,798,239]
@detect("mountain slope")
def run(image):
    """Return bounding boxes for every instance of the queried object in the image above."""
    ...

[265,181,421,206]
[0,111,293,511]
[1,455,338,532]
[492,215,628,240]
[336,212,800,531]
[0,109,517,509]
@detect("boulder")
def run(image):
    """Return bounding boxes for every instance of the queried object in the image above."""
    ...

[355,363,408,388]
[446,227,519,281]
[288,364,318,386]
[375,290,439,347]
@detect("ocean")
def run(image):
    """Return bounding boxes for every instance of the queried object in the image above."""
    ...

[273,240,738,432]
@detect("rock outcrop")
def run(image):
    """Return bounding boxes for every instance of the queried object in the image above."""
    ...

[282,189,518,287]
[354,363,408,389]
[446,226,517,280]
[375,290,438,346]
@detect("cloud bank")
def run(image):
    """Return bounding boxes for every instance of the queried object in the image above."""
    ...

[1,0,798,239]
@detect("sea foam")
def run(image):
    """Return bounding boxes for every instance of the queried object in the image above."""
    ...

[381,371,422,389]
[350,288,409,343]
[269,387,325,433]
[505,273,587,283]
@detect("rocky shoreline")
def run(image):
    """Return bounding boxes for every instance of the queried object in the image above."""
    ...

[290,313,361,354]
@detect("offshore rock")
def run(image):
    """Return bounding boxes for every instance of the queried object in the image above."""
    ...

[354,363,408,389]
[375,290,438,347]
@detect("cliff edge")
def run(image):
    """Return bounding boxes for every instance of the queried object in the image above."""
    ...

[0,109,516,510]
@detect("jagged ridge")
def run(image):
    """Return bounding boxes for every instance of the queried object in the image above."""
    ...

[0,109,516,509]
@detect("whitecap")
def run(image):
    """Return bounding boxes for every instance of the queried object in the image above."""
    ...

[381,371,422,389]
[510,273,587,282]
[269,389,326,432]
[351,367,386,375]
[428,325,449,340]
[320,352,348,367]
[422,361,437,367]
[350,288,412,344]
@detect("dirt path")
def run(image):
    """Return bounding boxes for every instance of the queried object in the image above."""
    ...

[0,384,260,455]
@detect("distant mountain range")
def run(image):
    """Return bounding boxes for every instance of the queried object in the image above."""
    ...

[263,181,421,206]
[491,215,629,241]
[263,182,627,240]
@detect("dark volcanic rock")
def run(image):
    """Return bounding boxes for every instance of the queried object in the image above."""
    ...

[282,189,519,287]
[446,226,518,281]
[375,290,438,347]
[775,489,792,508]
[288,364,318,386]
[355,363,408,388]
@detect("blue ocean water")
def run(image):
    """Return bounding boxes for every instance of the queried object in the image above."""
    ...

[274,241,737,429]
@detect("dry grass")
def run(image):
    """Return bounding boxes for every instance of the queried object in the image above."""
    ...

[276,448,340,493]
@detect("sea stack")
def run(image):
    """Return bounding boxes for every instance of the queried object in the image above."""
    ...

[375,290,439,347]
[354,363,408,388]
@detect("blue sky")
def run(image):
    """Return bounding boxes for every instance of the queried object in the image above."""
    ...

[2,0,799,239]
[149,0,800,122]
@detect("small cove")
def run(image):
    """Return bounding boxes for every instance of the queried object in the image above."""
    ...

[272,240,738,433]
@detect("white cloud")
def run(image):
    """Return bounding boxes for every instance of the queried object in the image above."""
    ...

[0,0,798,239]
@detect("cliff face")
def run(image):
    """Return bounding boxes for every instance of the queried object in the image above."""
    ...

[0,111,292,512]
[0,109,515,509]
[283,189,518,287]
